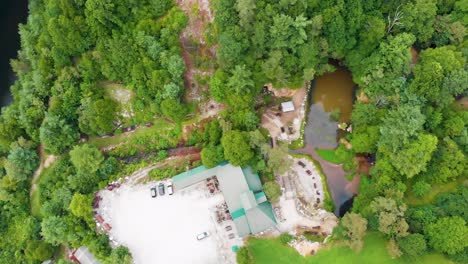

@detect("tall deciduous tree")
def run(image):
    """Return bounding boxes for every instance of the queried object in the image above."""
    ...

[69,144,104,174]
[221,130,254,166]
[341,212,368,252]
[425,216,468,254]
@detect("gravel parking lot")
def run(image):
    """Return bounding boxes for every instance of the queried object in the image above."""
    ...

[97,182,226,264]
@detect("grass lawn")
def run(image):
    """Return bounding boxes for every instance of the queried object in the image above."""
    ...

[405,177,465,206]
[30,163,56,219]
[315,148,342,164]
[247,233,452,264]
[87,117,176,149]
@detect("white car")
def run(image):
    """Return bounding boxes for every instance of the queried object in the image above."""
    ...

[196,232,210,240]
[167,183,174,195]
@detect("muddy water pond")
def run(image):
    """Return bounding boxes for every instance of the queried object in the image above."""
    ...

[294,68,358,215]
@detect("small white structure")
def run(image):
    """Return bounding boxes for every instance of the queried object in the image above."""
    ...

[281,101,295,113]
[72,247,101,264]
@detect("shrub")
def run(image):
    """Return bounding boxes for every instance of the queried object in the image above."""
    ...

[279,233,294,244]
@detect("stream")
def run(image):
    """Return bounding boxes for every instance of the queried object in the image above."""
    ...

[0,1,28,108]
[294,68,359,216]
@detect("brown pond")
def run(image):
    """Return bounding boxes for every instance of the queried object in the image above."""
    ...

[312,68,355,123]
[293,68,359,215]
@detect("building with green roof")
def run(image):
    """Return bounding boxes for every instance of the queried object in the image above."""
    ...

[173,163,277,237]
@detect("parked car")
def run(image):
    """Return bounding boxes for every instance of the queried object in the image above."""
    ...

[297,161,306,168]
[158,182,165,196]
[167,183,174,195]
[151,187,157,198]
[197,232,210,240]
[306,170,312,176]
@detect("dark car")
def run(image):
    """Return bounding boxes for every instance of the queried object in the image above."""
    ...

[158,182,165,196]
[297,161,306,168]
[151,187,157,198]
[306,170,312,176]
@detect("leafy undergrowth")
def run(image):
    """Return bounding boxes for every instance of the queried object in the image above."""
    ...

[405,177,465,206]
[315,148,342,164]
[246,233,451,264]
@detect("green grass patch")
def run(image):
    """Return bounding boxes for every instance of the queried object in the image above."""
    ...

[291,153,334,212]
[30,163,56,219]
[406,177,465,206]
[315,148,342,164]
[246,233,451,264]
[87,118,176,149]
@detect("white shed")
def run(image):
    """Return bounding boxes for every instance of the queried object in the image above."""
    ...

[281,101,295,113]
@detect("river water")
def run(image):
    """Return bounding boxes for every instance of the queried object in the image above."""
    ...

[294,68,358,216]
[0,1,28,108]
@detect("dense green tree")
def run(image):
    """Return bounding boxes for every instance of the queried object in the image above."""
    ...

[401,0,438,46]
[79,97,117,136]
[263,181,281,203]
[397,233,427,258]
[371,196,409,238]
[69,193,94,226]
[4,138,39,182]
[412,181,432,197]
[201,145,224,168]
[425,137,466,183]
[25,240,55,262]
[161,98,187,122]
[435,187,468,221]
[266,144,292,175]
[104,246,133,264]
[221,130,254,166]
[378,105,426,153]
[40,115,79,155]
[425,216,468,254]
[41,216,69,246]
[389,134,437,178]
[341,212,368,252]
[69,144,104,174]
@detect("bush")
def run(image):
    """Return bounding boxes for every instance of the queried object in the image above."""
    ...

[279,233,294,244]
[412,181,431,197]
[263,181,281,203]
[236,247,253,264]
[330,108,341,121]
[397,233,427,258]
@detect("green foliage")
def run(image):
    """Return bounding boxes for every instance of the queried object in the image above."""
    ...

[25,240,55,261]
[370,196,409,238]
[389,134,438,178]
[341,212,368,252]
[201,145,224,168]
[69,144,104,174]
[69,193,94,226]
[40,114,79,155]
[397,233,427,258]
[263,181,281,203]
[237,246,254,264]
[221,130,254,166]
[425,216,468,254]
[161,98,188,122]
[79,97,117,136]
[412,181,432,198]
[104,246,133,264]
[41,216,70,246]
[4,138,39,183]
[279,233,294,245]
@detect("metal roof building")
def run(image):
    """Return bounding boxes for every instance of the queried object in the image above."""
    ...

[72,247,101,264]
[281,101,295,113]
[173,163,277,237]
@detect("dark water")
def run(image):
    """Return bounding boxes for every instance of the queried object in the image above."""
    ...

[294,69,358,215]
[0,0,29,108]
